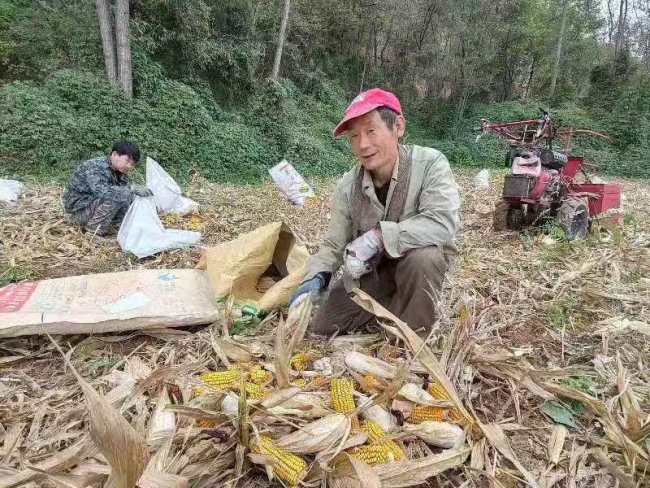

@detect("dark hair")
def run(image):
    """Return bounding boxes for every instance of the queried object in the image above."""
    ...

[111,141,140,163]
[377,106,399,130]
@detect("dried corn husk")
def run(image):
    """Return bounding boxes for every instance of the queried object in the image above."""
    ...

[357,396,398,433]
[345,352,421,384]
[213,337,252,363]
[402,421,465,448]
[147,387,176,448]
[363,405,398,433]
[268,393,331,419]
[548,425,567,465]
[327,452,381,488]
[221,392,239,422]
[398,383,452,407]
[344,352,398,379]
[275,413,351,454]
[372,447,471,486]
[260,387,302,409]
[49,337,147,488]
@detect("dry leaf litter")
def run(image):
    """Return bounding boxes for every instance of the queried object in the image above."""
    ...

[0,169,648,487]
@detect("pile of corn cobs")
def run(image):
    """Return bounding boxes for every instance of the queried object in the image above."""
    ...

[194,347,471,486]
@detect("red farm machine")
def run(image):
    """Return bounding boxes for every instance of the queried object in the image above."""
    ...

[478,111,622,239]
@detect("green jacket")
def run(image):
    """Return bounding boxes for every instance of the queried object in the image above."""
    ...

[307,145,460,279]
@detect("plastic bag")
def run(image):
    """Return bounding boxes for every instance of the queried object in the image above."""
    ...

[117,197,201,258]
[268,160,315,207]
[146,157,198,215]
[473,169,490,190]
[0,179,24,205]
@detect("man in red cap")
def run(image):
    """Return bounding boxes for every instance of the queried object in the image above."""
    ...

[290,88,460,337]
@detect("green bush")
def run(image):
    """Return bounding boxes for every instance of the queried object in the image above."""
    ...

[1,65,647,184]
[0,68,353,184]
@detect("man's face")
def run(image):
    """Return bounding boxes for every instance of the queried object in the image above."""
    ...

[110,151,136,173]
[347,110,405,174]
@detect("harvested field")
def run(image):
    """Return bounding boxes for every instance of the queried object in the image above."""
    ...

[0,169,649,487]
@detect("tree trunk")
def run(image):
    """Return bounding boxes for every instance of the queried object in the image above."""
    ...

[523,56,536,100]
[607,0,615,44]
[271,0,291,81]
[549,0,569,99]
[614,0,628,61]
[95,0,117,86]
[115,0,132,98]
[379,18,393,68]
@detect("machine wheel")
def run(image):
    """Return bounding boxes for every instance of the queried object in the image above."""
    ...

[507,206,525,230]
[558,198,589,240]
[493,200,509,231]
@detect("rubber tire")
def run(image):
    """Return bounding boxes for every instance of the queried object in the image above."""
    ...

[507,206,525,230]
[558,199,589,240]
[493,200,509,231]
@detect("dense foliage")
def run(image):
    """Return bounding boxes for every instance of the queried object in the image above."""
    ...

[1,0,649,182]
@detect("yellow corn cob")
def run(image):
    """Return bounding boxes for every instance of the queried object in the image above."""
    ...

[428,381,451,400]
[359,374,382,394]
[360,421,404,461]
[427,381,468,425]
[310,375,329,388]
[409,405,446,423]
[361,420,385,442]
[244,382,268,400]
[291,378,308,389]
[349,443,394,465]
[331,378,356,414]
[249,365,273,384]
[200,368,243,390]
[196,418,217,428]
[289,352,312,372]
[331,378,359,429]
[253,436,308,486]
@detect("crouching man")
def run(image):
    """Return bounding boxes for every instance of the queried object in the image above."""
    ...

[290,88,460,337]
[63,141,152,236]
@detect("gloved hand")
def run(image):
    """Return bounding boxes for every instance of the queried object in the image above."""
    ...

[344,228,384,279]
[131,185,153,197]
[289,273,328,308]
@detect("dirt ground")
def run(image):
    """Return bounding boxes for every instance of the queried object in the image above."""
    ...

[1,168,649,487]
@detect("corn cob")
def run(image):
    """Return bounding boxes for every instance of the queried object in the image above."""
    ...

[289,352,312,372]
[196,418,217,428]
[427,381,467,424]
[244,382,268,400]
[427,381,450,400]
[310,375,329,388]
[249,365,273,385]
[359,374,382,394]
[331,378,356,414]
[349,443,394,465]
[253,436,308,486]
[409,405,446,423]
[361,420,386,443]
[291,378,308,389]
[360,421,404,461]
[331,378,359,429]
[200,368,244,390]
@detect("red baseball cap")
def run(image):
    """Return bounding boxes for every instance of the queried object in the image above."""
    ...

[333,88,402,137]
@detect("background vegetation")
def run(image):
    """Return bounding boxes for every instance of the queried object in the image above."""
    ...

[1,0,649,183]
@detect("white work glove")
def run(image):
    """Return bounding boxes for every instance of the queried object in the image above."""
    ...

[131,184,153,197]
[344,228,384,279]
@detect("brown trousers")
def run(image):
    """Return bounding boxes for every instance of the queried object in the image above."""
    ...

[310,246,451,337]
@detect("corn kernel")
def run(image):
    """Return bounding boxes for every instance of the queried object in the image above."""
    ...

[253,436,308,486]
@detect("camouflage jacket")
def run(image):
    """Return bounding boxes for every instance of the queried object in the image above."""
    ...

[63,157,133,214]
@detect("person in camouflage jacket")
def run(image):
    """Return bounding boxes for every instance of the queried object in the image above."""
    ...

[63,141,152,236]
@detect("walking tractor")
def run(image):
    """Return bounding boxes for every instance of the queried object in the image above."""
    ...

[477,111,622,239]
